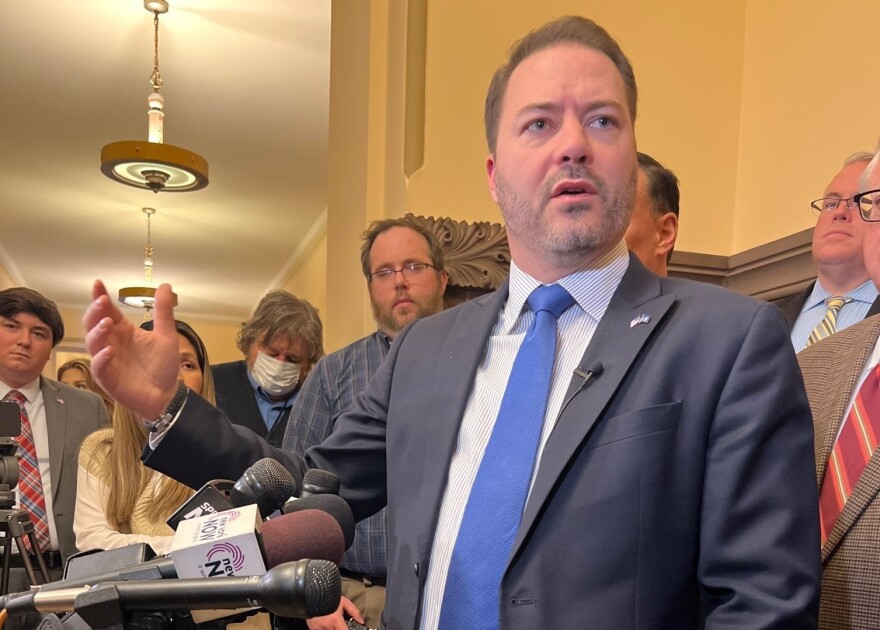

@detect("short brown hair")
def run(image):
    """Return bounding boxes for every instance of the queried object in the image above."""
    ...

[0,287,64,346]
[484,16,637,152]
[360,217,445,282]
[236,291,324,365]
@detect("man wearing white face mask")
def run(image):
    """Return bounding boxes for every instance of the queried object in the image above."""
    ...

[212,290,324,447]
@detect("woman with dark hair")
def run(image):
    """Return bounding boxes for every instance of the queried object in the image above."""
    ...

[57,357,115,419]
[74,319,215,554]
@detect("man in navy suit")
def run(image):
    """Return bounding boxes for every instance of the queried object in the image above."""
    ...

[85,16,820,629]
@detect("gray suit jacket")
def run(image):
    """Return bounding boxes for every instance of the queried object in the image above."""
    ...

[40,377,109,560]
[145,257,820,629]
[798,315,880,630]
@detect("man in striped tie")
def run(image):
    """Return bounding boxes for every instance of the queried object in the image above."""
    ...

[0,288,108,594]
[777,152,880,349]
[798,148,880,629]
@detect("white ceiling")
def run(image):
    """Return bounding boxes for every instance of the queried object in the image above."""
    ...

[1,0,331,321]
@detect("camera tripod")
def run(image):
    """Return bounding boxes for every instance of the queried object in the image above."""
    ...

[0,506,50,594]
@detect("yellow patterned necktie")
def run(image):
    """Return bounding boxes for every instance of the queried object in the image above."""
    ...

[806,296,849,347]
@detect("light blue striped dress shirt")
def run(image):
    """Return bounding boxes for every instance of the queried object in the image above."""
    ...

[790,278,878,351]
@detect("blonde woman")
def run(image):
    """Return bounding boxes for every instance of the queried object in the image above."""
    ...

[74,319,214,555]
[57,357,115,419]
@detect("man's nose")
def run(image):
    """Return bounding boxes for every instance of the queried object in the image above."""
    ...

[393,269,410,288]
[555,116,592,165]
[831,199,855,221]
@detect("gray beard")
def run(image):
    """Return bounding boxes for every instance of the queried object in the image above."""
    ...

[496,164,635,260]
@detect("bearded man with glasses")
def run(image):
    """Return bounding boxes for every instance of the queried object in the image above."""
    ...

[777,151,880,350]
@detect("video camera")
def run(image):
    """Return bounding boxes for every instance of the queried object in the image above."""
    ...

[0,400,22,509]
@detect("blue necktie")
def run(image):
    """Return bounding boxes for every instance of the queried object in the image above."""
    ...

[439,283,575,629]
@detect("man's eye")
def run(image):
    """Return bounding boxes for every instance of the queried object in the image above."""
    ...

[526,119,548,131]
[589,116,615,129]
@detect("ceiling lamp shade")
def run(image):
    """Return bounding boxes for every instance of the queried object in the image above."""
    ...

[119,207,179,314]
[101,0,208,193]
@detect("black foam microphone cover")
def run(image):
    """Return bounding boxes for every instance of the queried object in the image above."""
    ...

[301,469,341,497]
[230,458,297,517]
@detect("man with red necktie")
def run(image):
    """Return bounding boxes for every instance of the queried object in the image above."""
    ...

[799,148,880,629]
[0,287,107,589]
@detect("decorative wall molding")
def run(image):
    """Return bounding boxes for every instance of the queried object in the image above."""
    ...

[407,213,511,291]
[408,211,817,303]
[668,228,816,300]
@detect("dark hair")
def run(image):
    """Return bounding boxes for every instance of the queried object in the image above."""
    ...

[359,216,446,282]
[0,287,64,346]
[637,152,680,219]
[484,16,637,152]
[236,291,324,365]
[140,319,210,373]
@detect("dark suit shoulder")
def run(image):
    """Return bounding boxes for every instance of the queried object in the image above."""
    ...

[211,360,247,382]
[657,275,784,324]
[773,284,813,329]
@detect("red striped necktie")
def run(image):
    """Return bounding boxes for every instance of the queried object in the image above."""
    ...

[3,390,50,552]
[818,364,880,544]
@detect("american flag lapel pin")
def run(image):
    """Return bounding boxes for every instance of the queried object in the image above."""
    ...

[629,313,651,328]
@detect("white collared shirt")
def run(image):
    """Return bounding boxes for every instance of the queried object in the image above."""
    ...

[419,241,630,628]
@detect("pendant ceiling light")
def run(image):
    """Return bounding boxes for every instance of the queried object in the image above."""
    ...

[119,207,179,315]
[101,0,208,193]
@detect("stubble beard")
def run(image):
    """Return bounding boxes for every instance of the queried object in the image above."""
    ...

[372,282,446,337]
[496,164,636,263]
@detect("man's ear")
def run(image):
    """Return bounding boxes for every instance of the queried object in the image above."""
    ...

[486,154,499,203]
[655,212,679,258]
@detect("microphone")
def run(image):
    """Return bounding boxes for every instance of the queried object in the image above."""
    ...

[261,509,345,567]
[560,362,604,415]
[300,469,340,497]
[166,458,297,530]
[165,479,234,530]
[230,458,298,518]
[282,494,356,551]
[4,559,341,620]
[19,509,343,596]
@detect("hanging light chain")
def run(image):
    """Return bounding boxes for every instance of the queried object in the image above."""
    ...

[143,208,155,286]
[149,10,162,92]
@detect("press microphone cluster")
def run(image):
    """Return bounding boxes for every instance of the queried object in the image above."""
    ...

[4,507,344,600]
[3,560,341,620]
[166,457,298,529]
[0,460,354,624]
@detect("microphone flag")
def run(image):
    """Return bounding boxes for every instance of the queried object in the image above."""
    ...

[169,504,266,622]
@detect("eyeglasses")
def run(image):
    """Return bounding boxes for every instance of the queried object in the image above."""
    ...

[810,196,859,214]
[369,262,436,285]
[855,188,880,222]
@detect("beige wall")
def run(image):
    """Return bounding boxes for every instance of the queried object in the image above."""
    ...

[0,259,18,290]
[49,304,242,376]
[733,0,880,252]
[280,230,330,350]
[407,1,748,261]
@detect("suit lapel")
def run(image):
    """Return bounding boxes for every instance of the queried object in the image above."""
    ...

[410,285,508,551]
[512,261,676,559]
[41,377,67,501]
